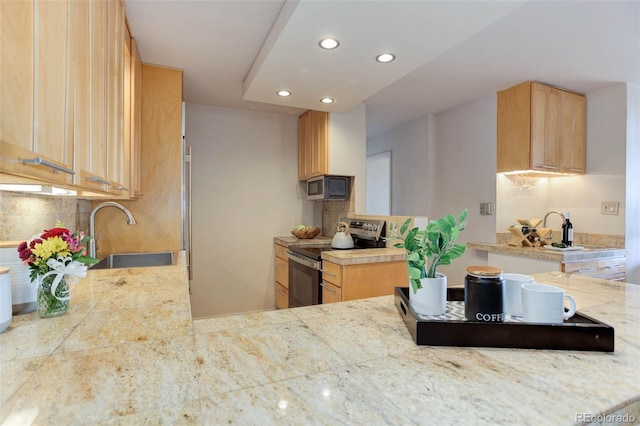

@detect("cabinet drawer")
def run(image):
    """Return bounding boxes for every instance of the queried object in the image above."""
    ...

[562,260,598,275]
[274,243,288,261]
[275,282,288,309]
[598,257,626,270]
[275,256,288,288]
[321,281,342,304]
[322,261,342,286]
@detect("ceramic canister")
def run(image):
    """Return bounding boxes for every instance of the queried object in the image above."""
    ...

[0,246,37,314]
[0,267,11,333]
[464,265,504,322]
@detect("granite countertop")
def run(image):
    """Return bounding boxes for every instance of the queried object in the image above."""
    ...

[1,254,639,424]
[322,248,406,265]
[274,235,333,247]
[468,242,628,262]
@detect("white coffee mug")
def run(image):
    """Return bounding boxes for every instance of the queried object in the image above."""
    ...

[502,273,534,317]
[522,283,576,324]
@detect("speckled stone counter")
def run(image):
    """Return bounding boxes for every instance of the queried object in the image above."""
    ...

[274,235,332,247]
[1,254,639,424]
[468,242,628,262]
[322,247,407,265]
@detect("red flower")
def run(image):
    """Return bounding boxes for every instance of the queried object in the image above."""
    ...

[41,227,70,239]
[17,241,31,262]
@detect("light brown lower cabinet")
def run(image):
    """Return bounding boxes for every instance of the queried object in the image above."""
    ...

[562,257,626,281]
[275,282,289,310]
[274,243,289,309]
[321,281,342,304]
[322,260,408,303]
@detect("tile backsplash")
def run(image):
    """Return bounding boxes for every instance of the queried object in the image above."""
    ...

[0,192,92,242]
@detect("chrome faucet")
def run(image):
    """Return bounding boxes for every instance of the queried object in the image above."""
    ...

[542,211,566,239]
[89,202,137,258]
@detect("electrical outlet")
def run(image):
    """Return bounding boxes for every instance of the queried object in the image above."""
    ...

[601,201,619,215]
[480,202,492,216]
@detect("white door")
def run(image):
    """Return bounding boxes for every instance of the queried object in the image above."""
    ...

[366,151,391,215]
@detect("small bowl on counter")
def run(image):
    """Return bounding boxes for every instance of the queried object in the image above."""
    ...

[291,226,321,239]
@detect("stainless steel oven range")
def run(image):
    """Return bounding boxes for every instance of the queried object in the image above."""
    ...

[286,218,386,308]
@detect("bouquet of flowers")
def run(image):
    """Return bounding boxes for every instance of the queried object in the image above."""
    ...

[17,224,97,317]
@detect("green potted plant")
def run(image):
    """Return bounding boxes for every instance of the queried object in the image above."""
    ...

[388,209,468,315]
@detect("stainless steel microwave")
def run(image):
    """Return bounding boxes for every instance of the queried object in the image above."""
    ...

[306,175,351,201]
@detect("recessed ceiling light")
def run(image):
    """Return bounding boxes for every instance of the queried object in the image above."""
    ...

[276,90,291,97]
[320,97,335,104]
[318,38,340,50]
[376,53,396,63]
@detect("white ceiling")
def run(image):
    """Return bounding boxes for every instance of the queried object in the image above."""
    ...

[124,0,640,138]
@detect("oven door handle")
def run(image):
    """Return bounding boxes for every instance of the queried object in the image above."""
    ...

[286,251,321,270]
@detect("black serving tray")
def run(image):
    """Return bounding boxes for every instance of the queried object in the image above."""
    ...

[395,287,614,352]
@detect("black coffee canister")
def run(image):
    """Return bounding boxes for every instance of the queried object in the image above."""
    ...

[464,266,504,322]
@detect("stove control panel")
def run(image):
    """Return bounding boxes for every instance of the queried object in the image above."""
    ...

[345,218,386,241]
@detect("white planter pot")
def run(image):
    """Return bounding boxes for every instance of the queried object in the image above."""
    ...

[409,273,447,316]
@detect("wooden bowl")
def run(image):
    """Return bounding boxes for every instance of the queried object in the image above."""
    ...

[291,227,321,239]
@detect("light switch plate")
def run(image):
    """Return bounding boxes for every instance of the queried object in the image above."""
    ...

[480,202,492,216]
[601,201,619,215]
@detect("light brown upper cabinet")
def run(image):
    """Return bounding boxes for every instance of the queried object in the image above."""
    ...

[73,0,110,193]
[1,0,135,197]
[298,110,329,181]
[497,81,586,175]
[128,38,143,198]
[0,0,75,186]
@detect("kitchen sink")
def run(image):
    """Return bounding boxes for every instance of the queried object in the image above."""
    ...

[91,252,175,270]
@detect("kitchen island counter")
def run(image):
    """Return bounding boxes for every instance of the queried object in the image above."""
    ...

[1,254,639,424]
[468,242,627,262]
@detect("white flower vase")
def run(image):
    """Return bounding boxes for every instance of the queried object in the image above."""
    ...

[409,273,447,316]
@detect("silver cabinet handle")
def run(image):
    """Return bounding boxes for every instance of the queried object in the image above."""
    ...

[23,157,75,175]
[535,165,557,170]
[320,270,336,276]
[85,176,111,185]
[567,168,584,172]
[574,268,597,273]
[111,185,128,191]
[320,282,336,293]
[603,265,624,269]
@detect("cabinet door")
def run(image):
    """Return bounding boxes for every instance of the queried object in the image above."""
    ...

[559,90,586,174]
[129,38,143,197]
[531,83,560,172]
[275,256,289,289]
[0,0,75,186]
[310,111,329,177]
[321,261,342,286]
[275,282,289,309]
[298,111,311,180]
[81,0,110,191]
[0,1,34,155]
[321,281,342,304]
[71,0,95,189]
[105,0,127,194]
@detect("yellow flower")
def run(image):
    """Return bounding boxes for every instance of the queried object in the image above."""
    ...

[32,236,70,261]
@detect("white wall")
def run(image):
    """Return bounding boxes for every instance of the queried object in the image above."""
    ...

[367,114,433,216]
[433,94,498,285]
[366,96,497,285]
[329,103,367,213]
[185,103,314,318]
[497,84,627,234]
[367,84,634,286]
